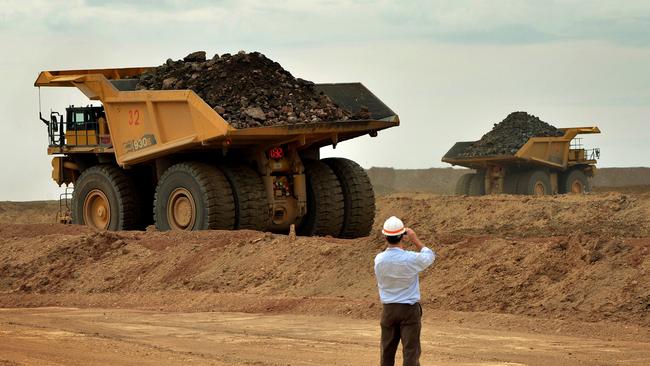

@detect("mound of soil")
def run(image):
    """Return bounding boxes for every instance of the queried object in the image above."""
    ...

[374,192,650,238]
[0,223,648,326]
[135,51,355,128]
[1,192,649,325]
[459,111,564,157]
[0,201,59,224]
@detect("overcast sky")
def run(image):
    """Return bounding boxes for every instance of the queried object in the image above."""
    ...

[1,0,649,200]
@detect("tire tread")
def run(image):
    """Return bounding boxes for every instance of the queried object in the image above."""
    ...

[72,164,138,230]
[454,173,474,195]
[154,162,235,230]
[323,158,375,238]
[222,164,269,231]
[298,160,344,237]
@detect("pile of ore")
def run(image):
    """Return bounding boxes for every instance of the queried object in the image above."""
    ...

[135,51,356,128]
[459,111,565,157]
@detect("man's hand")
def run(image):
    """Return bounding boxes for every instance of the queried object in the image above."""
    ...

[404,228,425,250]
[404,228,415,241]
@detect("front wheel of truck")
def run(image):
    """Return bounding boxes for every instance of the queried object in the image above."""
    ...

[72,164,139,230]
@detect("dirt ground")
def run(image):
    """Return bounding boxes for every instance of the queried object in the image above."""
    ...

[0,191,649,365]
[1,307,649,366]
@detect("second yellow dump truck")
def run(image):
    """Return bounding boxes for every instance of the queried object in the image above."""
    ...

[442,127,601,195]
[35,67,398,237]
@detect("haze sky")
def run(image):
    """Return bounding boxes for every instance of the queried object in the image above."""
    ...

[1,0,649,200]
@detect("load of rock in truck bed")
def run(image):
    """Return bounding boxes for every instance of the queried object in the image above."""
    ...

[135,51,367,129]
[457,111,565,157]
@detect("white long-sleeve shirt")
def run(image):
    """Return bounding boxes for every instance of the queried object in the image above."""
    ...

[374,247,435,304]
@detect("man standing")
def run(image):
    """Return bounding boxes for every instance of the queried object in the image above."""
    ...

[374,216,436,366]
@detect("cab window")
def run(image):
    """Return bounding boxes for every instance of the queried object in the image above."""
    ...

[75,112,86,125]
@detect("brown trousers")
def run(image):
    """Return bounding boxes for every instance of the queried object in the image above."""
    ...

[380,303,422,366]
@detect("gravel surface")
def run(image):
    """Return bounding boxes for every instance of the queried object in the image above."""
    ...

[135,51,357,128]
[459,111,565,157]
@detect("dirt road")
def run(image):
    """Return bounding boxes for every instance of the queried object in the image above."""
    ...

[1,307,649,366]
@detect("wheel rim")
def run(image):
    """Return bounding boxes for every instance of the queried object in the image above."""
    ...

[534,181,546,196]
[167,188,196,230]
[83,189,111,229]
[571,180,584,194]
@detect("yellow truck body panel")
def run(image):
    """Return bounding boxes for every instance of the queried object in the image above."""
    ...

[35,68,399,166]
[442,127,601,170]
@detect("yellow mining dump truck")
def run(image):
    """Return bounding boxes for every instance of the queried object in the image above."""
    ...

[35,67,398,237]
[442,127,601,196]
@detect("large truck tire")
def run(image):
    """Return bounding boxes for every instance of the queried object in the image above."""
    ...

[454,173,474,195]
[467,171,486,196]
[560,169,590,194]
[323,157,375,238]
[518,169,551,196]
[298,160,344,237]
[221,164,270,231]
[71,164,139,230]
[154,162,235,231]
[503,171,521,194]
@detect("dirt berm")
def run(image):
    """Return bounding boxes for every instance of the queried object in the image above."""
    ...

[0,192,648,327]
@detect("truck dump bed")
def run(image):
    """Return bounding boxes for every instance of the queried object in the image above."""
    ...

[35,68,398,166]
[442,127,600,170]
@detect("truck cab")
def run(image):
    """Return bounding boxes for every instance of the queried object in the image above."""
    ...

[45,105,110,147]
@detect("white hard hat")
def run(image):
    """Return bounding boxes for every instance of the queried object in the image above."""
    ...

[382,216,406,236]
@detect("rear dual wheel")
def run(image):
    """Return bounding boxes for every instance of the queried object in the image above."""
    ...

[153,162,271,231]
[455,168,589,196]
[560,169,590,194]
[454,172,485,196]
[221,164,270,231]
[468,171,486,196]
[517,169,551,196]
[323,158,375,238]
[503,173,519,194]
[154,162,235,231]
[454,169,551,196]
[506,168,589,195]
[454,173,473,195]
[298,160,345,237]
